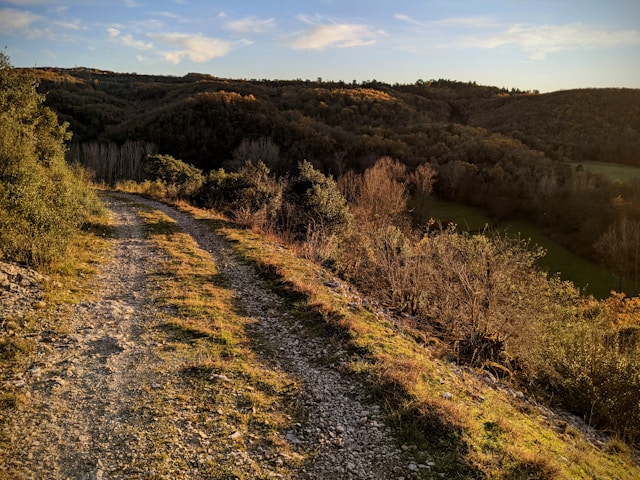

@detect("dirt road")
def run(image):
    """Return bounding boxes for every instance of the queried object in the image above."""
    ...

[0,194,426,479]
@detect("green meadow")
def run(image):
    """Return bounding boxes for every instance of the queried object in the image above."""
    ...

[421,197,619,298]
[573,161,640,183]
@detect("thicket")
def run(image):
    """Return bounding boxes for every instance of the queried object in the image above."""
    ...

[197,160,281,227]
[0,54,102,267]
[142,153,204,200]
[279,160,351,240]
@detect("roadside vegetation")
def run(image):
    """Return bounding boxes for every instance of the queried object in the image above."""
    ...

[0,53,103,269]
[119,152,640,477]
[0,53,109,396]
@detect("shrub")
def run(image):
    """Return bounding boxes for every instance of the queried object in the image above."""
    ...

[0,53,102,267]
[143,154,204,200]
[336,222,569,368]
[280,160,351,240]
[533,303,640,443]
[353,157,409,227]
[198,161,282,229]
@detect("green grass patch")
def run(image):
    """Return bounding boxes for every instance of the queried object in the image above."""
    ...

[422,197,493,231]
[503,220,618,298]
[573,161,640,183]
[422,197,618,298]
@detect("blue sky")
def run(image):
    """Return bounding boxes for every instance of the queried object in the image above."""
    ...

[1,0,639,92]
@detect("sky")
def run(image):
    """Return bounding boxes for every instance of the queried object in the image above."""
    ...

[1,0,639,92]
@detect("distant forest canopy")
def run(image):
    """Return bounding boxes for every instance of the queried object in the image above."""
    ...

[27,67,640,293]
[28,67,640,172]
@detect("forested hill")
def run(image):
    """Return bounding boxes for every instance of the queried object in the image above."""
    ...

[28,67,640,173]
[468,89,640,166]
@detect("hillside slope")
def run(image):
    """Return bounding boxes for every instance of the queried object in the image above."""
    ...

[467,88,640,166]
[31,68,640,171]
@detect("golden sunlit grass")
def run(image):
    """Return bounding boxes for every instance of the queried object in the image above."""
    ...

[44,212,116,306]
[191,211,640,479]
[138,207,305,478]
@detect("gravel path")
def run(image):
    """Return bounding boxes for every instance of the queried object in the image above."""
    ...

[123,194,428,480]
[1,198,166,479]
[0,194,430,479]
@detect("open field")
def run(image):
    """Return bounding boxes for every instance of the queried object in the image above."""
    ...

[572,161,640,183]
[423,198,619,298]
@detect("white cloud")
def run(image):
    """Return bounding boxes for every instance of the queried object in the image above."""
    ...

[55,19,83,31]
[121,34,153,50]
[0,7,42,35]
[153,11,180,20]
[224,16,275,34]
[107,27,153,51]
[149,32,232,63]
[394,14,421,26]
[291,15,384,50]
[469,23,640,60]
[434,16,498,28]
[395,13,497,29]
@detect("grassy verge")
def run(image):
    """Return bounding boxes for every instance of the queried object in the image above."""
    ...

[173,203,639,479]
[137,207,306,478]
